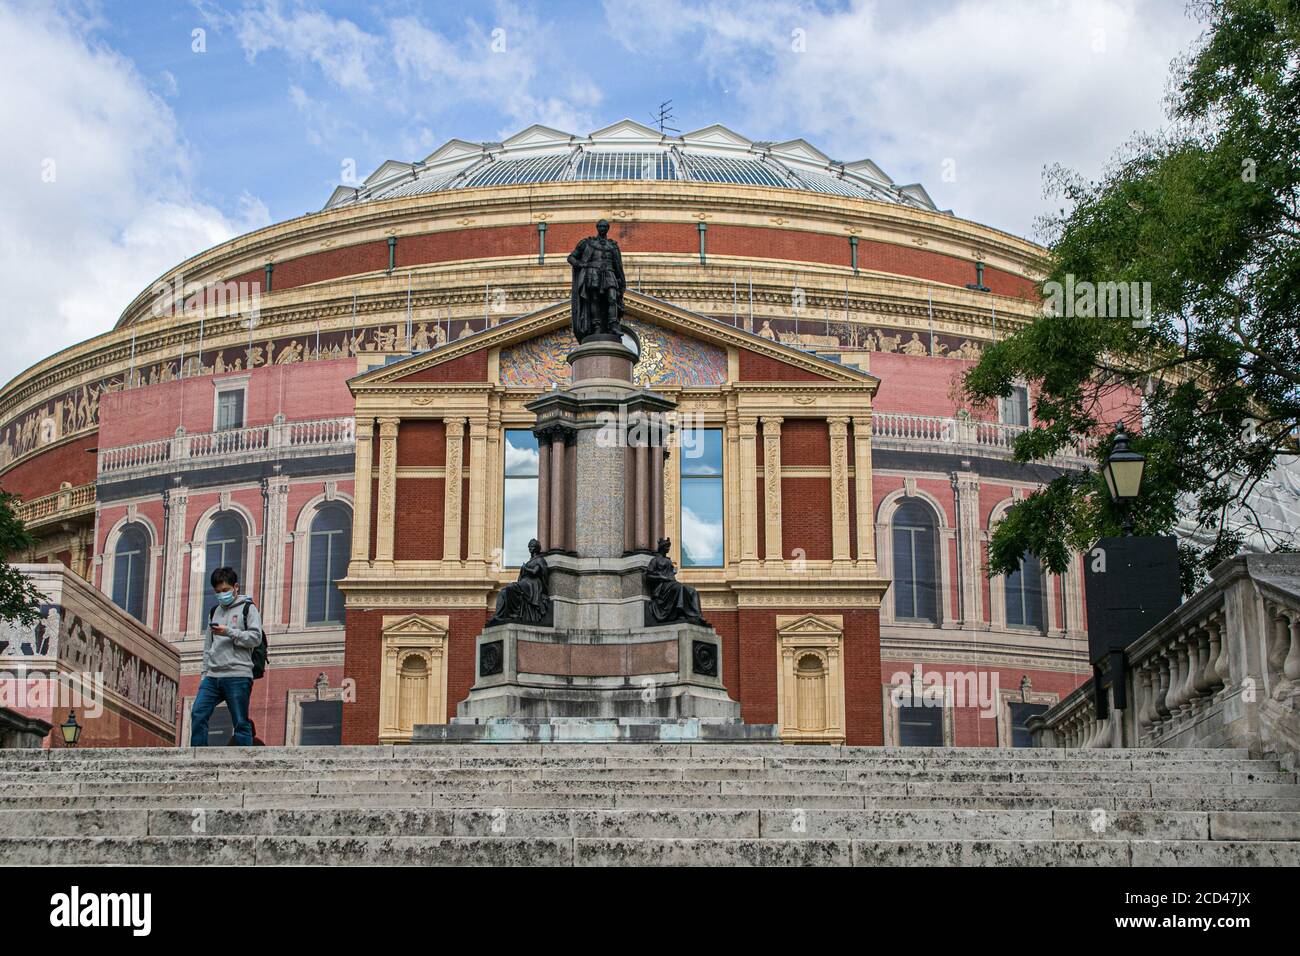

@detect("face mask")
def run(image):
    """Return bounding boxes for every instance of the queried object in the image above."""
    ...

[216,591,236,607]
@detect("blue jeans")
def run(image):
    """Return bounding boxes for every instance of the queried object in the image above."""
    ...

[190,676,254,746]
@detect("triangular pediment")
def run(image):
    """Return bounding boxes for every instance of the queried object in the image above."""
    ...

[769,138,830,166]
[777,614,844,636]
[589,118,665,145]
[420,138,486,168]
[350,292,877,391]
[363,160,414,187]
[382,614,449,637]
[503,124,576,150]
[680,124,752,152]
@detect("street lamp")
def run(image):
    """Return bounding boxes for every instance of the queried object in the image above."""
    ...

[1102,421,1146,535]
[59,710,82,748]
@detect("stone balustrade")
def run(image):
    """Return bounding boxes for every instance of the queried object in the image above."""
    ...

[1030,553,1300,763]
[871,412,1093,467]
[97,415,356,479]
[12,481,95,531]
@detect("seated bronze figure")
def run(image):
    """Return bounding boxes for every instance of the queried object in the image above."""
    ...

[645,537,706,626]
[487,539,551,626]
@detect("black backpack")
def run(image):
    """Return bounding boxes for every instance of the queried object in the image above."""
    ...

[209,599,269,680]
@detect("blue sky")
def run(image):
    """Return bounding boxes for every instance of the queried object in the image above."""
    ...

[0,0,1205,385]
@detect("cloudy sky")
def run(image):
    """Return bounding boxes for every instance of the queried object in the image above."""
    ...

[0,0,1206,387]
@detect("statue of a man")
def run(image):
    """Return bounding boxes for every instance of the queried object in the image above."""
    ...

[645,537,706,626]
[567,219,626,342]
[487,539,551,626]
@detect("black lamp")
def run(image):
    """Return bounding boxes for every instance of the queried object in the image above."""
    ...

[1102,421,1146,534]
[60,710,82,748]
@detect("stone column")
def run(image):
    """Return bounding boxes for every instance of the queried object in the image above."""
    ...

[762,416,783,563]
[260,474,290,631]
[951,468,983,627]
[467,418,488,563]
[374,418,399,565]
[651,443,665,547]
[536,437,552,553]
[162,486,189,638]
[634,434,650,551]
[549,426,567,552]
[443,418,465,562]
[852,416,874,565]
[351,419,374,565]
[726,406,741,566]
[739,416,759,565]
[828,417,851,564]
[664,434,681,566]
[565,434,576,552]
[623,442,635,554]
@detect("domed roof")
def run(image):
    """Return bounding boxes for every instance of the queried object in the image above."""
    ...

[324,119,946,213]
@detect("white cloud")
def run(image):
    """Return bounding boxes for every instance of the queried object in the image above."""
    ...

[388,3,603,136]
[604,0,1204,239]
[227,0,381,93]
[681,505,723,565]
[0,3,269,387]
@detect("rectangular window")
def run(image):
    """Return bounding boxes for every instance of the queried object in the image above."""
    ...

[502,429,539,566]
[307,527,348,624]
[897,704,944,746]
[1008,702,1049,747]
[1006,553,1045,631]
[299,699,343,745]
[216,390,244,431]
[999,386,1030,427]
[679,428,723,568]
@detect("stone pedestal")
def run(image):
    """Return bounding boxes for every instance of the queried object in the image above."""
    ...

[415,330,776,743]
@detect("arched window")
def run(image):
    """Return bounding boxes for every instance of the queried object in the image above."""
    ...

[795,653,828,733]
[202,512,246,623]
[892,498,939,623]
[308,504,351,625]
[398,655,430,733]
[111,523,150,623]
[1006,550,1045,631]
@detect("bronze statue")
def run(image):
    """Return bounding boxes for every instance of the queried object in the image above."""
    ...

[567,219,626,342]
[487,539,551,626]
[645,537,705,626]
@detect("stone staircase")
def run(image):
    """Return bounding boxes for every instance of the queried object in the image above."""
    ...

[1,744,1298,865]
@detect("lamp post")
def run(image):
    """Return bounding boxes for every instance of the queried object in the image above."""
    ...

[1102,421,1146,535]
[60,710,82,748]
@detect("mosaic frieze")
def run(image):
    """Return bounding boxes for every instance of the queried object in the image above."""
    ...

[500,319,727,388]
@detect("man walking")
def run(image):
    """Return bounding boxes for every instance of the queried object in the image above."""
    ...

[190,566,262,747]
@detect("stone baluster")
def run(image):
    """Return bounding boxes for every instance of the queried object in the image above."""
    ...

[1181,631,1202,714]
[1202,615,1224,697]
[1210,611,1231,694]
[1265,602,1289,679]
[1155,649,1174,727]
[1192,626,1214,709]
[1284,610,1300,683]
[1136,665,1154,738]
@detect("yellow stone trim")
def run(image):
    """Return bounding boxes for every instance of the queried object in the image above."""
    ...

[776,613,846,744]
[378,613,449,744]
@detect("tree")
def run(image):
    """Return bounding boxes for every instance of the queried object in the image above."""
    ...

[965,0,1300,592]
[0,491,45,625]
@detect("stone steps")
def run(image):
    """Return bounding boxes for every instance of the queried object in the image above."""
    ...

[3,835,1298,866]
[3,744,1296,865]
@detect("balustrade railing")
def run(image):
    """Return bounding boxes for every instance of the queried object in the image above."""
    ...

[871,412,1093,464]
[98,416,355,478]
[1029,553,1300,760]
[12,482,95,527]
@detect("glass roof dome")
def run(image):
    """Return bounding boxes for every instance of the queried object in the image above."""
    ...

[324,119,946,214]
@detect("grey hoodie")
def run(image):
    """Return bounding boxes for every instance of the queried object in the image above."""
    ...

[202,595,263,679]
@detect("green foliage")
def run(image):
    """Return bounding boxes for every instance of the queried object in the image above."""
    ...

[965,0,1300,591]
[0,491,44,625]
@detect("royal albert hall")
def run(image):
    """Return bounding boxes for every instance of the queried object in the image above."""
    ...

[0,119,1095,747]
